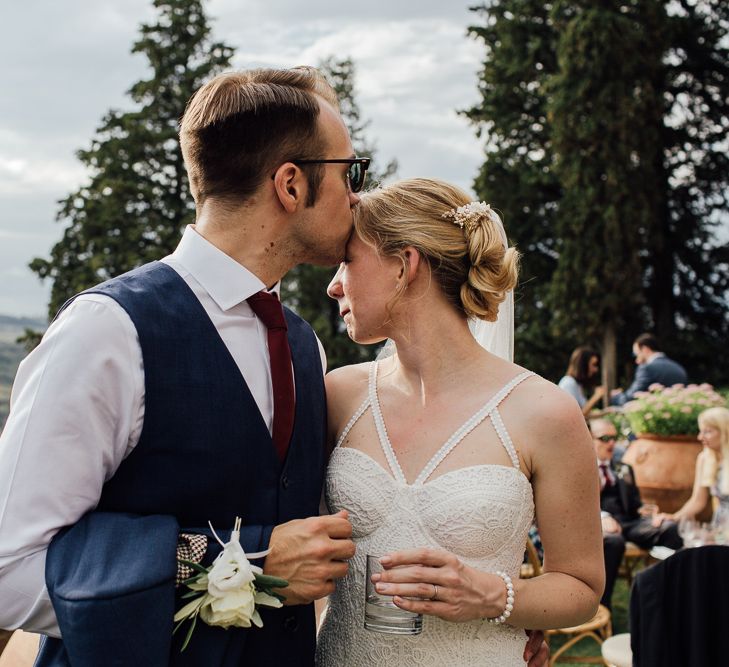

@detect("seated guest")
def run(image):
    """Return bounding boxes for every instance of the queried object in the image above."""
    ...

[590,418,682,610]
[558,346,605,416]
[671,407,729,527]
[611,333,687,405]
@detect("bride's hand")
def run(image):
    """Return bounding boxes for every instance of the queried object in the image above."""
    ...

[372,548,510,623]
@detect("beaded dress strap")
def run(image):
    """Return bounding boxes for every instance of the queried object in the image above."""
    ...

[416,371,534,485]
[368,361,409,485]
[334,394,371,449]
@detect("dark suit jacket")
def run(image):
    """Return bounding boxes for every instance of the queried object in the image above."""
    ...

[631,545,729,666]
[612,355,688,405]
[600,462,642,523]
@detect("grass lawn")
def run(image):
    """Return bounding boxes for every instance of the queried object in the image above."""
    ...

[548,576,631,663]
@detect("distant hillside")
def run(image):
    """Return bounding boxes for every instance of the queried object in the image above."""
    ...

[0,315,45,430]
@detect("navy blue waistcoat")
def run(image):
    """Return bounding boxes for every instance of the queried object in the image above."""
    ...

[37,262,327,667]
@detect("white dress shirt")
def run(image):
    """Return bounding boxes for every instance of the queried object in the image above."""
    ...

[0,226,325,636]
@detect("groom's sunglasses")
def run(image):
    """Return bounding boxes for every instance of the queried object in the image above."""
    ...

[595,435,618,443]
[293,158,371,193]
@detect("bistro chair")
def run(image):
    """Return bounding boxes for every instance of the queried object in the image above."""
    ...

[524,540,613,666]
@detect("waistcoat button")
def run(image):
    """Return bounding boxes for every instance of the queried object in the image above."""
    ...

[283,615,298,632]
[281,475,290,489]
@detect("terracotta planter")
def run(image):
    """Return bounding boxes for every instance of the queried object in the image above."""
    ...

[622,434,703,514]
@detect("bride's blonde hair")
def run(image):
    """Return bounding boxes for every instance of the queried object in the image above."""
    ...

[354,178,519,321]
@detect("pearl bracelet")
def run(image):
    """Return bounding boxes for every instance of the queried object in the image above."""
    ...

[486,570,515,625]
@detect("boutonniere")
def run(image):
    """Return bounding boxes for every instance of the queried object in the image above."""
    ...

[174,517,288,651]
[616,466,633,485]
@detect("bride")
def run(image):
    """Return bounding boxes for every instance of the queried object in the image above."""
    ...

[316,178,603,666]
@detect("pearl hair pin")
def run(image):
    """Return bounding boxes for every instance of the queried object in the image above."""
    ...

[442,201,494,233]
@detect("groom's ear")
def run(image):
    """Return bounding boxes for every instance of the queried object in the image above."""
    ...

[271,163,305,213]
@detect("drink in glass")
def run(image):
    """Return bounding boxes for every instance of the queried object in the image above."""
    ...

[364,554,423,635]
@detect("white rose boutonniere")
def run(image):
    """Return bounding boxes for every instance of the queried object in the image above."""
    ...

[174,517,288,651]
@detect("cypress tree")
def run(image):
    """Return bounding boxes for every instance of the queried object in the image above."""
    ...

[465,0,729,386]
[30,0,233,317]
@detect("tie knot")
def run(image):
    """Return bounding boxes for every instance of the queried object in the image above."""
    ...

[247,291,287,331]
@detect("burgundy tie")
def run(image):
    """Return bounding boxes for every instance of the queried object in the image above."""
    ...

[600,463,613,489]
[247,291,295,462]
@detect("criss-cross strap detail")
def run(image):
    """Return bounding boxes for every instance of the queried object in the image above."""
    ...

[369,362,410,484]
[367,361,534,486]
[414,370,533,484]
[490,407,521,469]
[335,394,371,449]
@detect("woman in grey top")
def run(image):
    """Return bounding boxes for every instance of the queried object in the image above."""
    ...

[557,346,604,416]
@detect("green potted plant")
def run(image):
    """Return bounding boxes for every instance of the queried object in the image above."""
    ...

[622,384,728,512]
[623,383,726,437]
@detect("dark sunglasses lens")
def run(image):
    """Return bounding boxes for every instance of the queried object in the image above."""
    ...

[599,435,616,442]
[349,162,365,193]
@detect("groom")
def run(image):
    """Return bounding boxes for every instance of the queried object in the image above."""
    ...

[0,67,547,666]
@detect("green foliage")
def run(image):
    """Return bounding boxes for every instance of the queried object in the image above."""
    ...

[465,1,729,386]
[548,2,648,341]
[16,329,43,353]
[282,57,397,370]
[623,383,727,437]
[463,1,568,380]
[30,0,234,318]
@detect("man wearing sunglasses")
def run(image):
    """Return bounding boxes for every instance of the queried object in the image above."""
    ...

[590,418,682,611]
[0,66,366,666]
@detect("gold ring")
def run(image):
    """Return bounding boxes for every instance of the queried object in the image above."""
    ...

[431,584,439,601]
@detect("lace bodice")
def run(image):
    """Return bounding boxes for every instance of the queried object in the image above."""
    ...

[316,363,536,666]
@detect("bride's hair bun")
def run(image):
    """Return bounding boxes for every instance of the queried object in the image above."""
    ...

[443,203,520,322]
[354,178,520,321]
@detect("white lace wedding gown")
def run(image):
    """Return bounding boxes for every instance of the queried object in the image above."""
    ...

[316,362,536,666]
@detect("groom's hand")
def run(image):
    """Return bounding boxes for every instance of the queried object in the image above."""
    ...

[264,509,355,605]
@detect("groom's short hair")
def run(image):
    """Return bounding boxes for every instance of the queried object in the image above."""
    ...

[180,67,339,208]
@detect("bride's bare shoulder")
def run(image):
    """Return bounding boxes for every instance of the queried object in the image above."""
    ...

[507,373,589,438]
[325,362,372,441]
[526,372,583,408]
[325,362,371,406]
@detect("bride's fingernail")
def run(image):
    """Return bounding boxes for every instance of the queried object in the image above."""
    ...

[370,573,381,583]
[379,556,392,566]
[376,583,390,593]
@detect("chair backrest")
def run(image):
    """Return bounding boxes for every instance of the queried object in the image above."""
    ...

[525,539,543,576]
[630,545,729,667]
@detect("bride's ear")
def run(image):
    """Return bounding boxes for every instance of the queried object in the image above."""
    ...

[400,246,422,285]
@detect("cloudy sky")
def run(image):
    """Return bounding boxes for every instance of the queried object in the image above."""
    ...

[0,0,488,317]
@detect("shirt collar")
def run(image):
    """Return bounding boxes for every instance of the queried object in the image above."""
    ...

[646,352,665,364]
[170,225,280,311]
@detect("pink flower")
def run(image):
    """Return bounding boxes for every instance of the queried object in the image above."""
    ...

[680,406,692,413]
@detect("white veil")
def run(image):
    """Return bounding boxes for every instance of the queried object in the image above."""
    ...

[468,210,514,362]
